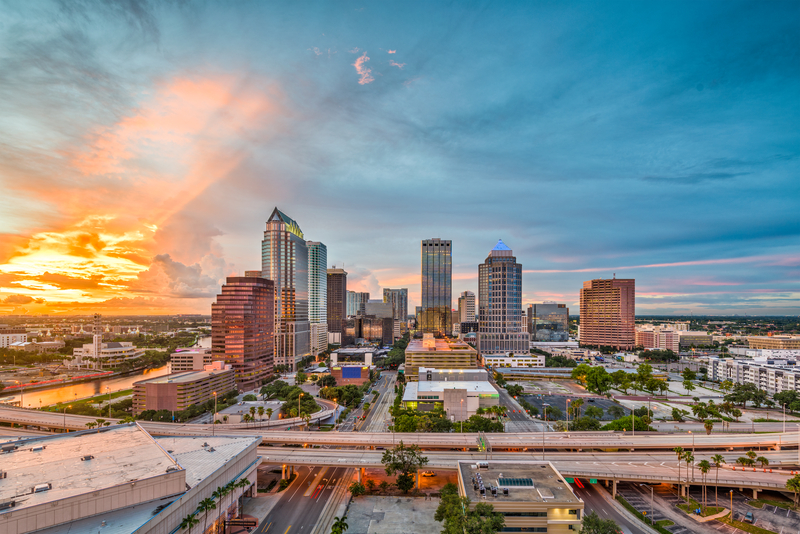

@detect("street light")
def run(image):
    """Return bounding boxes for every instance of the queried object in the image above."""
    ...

[689,430,695,482]
[566,399,571,431]
[542,403,550,461]
[640,483,654,525]
[106,387,111,418]
[730,490,734,521]
[298,392,304,427]
[212,392,217,436]
[63,405,71,431]
[783,403,786,433]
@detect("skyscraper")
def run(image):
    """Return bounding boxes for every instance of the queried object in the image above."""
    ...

[383,288,408,323]
[579,278,635,350]
[346,291,369,316]
[211,274,274,390]
[261,207,309,371]
[527,303,569,342]
[478,239,529,355]
[420,238,452,337]
[307,241,327,357]
[457,291,475,323]
[326,268,347,341]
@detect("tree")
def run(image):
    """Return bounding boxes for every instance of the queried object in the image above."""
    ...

[319,375,337,388]
[720,380,733,394]
[348,481,366,497]
[242,394,258,401]
[266,407,274,421]
[295,371,308,384]
[787,474,800,510]
[683,380,695,393]
[683,452,694,486]
[197,497,216,533]
[698,460,711,512]
[570,398,585,420]
[704,419,714,435]
[85,421,97,430]
[610,370,631,393]
[682,368,697,381]
[673,447,684,492]
[365,479,376,493]
[711,454,725,508]
[635,364,654,393]
[608,405,625,419]
[331,515,349,534]
[379,480,389,492]
[258,406,265,422]
[756,456,769,467]
[571,416,602,431]
[672,408,685,422]
[544,405,563,420]
[435,483,505,534]
[584,406,604,420]
[580,510,621,534]
[381,441,428,494]
[180,513,199,533]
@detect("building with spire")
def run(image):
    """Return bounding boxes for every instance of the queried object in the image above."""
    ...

[478,240,529,356]
[261,207,310,371]
[420,238,452,337]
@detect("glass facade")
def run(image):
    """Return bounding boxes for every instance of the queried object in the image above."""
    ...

[478,240,530,355]
[307,241,327,356]
[261,207,310,371]
[346,291,369,316]
[420,238,452,337]
[326,268,347,334]
[383,288,408,321]
[527,303,569,342]
[211,276,274,390]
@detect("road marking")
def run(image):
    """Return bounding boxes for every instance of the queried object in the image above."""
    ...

[283,527,291,534]
[262,521,272,533]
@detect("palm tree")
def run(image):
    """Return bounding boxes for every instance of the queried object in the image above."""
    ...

[698,460,711,512]
[85,421,97,430]
[673,447,684,494]
[197,497,216,533]
[331,515,349,534]
[746,450,757,462]
[787,474,800,510]
[258,406,265,422]
[180,513,199,533]
[683,452,694,491]
[249,406,256,422]
[95,418,106,432]
[704,419,714,435]
[303,413,311,431]
[266,408,274,422]
[711,454,725,508]
[756,456,769,468]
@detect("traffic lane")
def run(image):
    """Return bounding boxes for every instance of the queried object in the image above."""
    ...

[257,466,348,534]
[496,389,529,422]
[574,481,649,534]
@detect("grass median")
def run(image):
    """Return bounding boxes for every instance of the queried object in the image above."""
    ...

[719,513,778,534]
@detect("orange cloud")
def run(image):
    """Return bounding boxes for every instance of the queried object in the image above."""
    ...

[353,52,374,85]
[389,60,405,69]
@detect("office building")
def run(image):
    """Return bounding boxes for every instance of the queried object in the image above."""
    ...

[170,347,213,372]
[420,238,452,337]
[0,327,27,348]
[365,299,394,319]
[478,240,530,356]
[404,333,478,382]
[527,302,569,342]
[635,326,680,352]
[482,354,546,368]
[326,268,347,342]
[458,291,476,323]
[307,241,328,357]
[132,365,236,415]
[383,288,408,323]
[68,341,144,369]
[402,379,499,420]
[677,330,714,349]
[211,274,274,390]
[579,278,635,350]
[343,316,394,346]
[262,207,310,371]
[346,291,370,316]
[456,461,583,533]
[0,424,259,534]
[748,336,800,350]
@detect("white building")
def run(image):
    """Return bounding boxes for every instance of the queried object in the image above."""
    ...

[708,357,800,395]
[0,327,27,348]
[69,341,144,369]
[482,354,545,368]
[402,380,499,421]
[458,291,476,323]
[170,347,212,372]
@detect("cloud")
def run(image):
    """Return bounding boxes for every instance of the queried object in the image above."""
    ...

[387,50,396,54]
[389,60,405,69]
[131,253,229,298]
[349,47,360,53]
[1,294,45,305]
[353,52,374,85]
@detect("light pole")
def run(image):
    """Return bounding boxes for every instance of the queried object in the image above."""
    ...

[212,392,217,436]
[542,403,550,461]
[566,399,571,431]
[632,404,635,437]
[298,392,304,427]
[63,405,71,431]
[460,399,464,433]
[783,403,786,433]
[689,431,695,483]
[106,387,111,418]
[730,490,734,521]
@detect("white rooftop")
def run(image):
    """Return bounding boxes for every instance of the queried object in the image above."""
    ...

[402,381,498,401]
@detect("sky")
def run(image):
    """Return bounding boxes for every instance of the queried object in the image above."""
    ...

[0,0,798,316]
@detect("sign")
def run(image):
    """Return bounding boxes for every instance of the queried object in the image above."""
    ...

[589,479,597,484]
[565,478,574,483]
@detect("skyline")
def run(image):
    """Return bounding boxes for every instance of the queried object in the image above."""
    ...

[1,1,799,316]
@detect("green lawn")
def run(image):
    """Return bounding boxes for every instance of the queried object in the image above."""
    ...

[47,389,132,410]
[748,499,795,510]
[677,499,725,517]
[719,514,778,534]
[655,520,674,527]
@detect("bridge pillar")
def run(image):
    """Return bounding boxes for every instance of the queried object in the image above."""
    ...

[604,480,609,488]
[282,465,287,479]
[612,480,617,498]
[357,468,363,483]
[752,489,758,499]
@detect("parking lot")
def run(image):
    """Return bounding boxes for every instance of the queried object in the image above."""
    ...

[520,394,624,421]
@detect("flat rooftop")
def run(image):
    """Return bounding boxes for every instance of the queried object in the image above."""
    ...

[406,338,476,352]
[133,369,231,385]
[459,461,581,504]
[403,381,498,401]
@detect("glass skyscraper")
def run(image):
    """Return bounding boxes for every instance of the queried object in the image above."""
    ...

[383,288,408,322]
[307,241,327,356]
[326,268,347,335]
[478,240,529,355]
[261,207,309,371]
[420,238,452,337]
[211,274,274,390]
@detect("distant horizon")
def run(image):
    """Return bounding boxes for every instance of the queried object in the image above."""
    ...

[1,1,798,316]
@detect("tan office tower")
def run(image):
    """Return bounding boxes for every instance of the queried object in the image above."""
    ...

[579,278,635,350]
[458,291,475,323]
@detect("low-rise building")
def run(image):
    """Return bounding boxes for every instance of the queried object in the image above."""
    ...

[8,340,65,353]
[678,331,714,348]
[170,347,213,372]
[404,334,478,382]
[0,423,259,534]
[132,364,236,415]
[0,327,27,348]
[482,354,545,368]
[402,380,499,420]
[418,367,488,382]
[330,364,372,385]
[456,460,583,533]
[748,336,800,350]
[708,356,800,395]
[635,326,680,352]
[68,341,144,369]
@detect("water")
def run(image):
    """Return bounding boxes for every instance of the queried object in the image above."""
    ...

[1,366,170,407]
[196,335,211,348]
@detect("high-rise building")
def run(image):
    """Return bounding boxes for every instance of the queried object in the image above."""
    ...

[327,268,347,341]
[261,207,309,371]
[478,240,529,355]
[346,291,370,316]
[579,278,635,350]
[211,274,274,389]
[383,288,408,322]
[527,303,569,342]
[307,241,328,357]
[420,238,452,337]
[457,291,475,323]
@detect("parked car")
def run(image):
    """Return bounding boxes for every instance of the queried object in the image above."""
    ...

[744,512,754,524]
[420,471,437,477]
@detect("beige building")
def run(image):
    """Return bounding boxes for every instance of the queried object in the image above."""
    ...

[170,347,213,372]
[456,461,583,533]
[678,331,714,348]
[748,336,800,350]
[0,423,259,534]
[404,334,478,382]
[132,364,236,415]
[69,341,144,369]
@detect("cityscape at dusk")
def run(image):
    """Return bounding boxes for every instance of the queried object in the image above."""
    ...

[2,3,800,534]
[1,1,798,316]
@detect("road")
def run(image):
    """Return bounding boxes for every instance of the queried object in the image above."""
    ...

[572,480,649,534]
[254,466,349,534]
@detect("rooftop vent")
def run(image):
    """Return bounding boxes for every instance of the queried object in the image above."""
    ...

[81,455,94,461]
[33,483,51,493]
[1,444,17,454]
[166,466,180,473]
[208,447,216,452]
[31,445,45,452]
[0,501,16,511]
[202,442,209,447]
